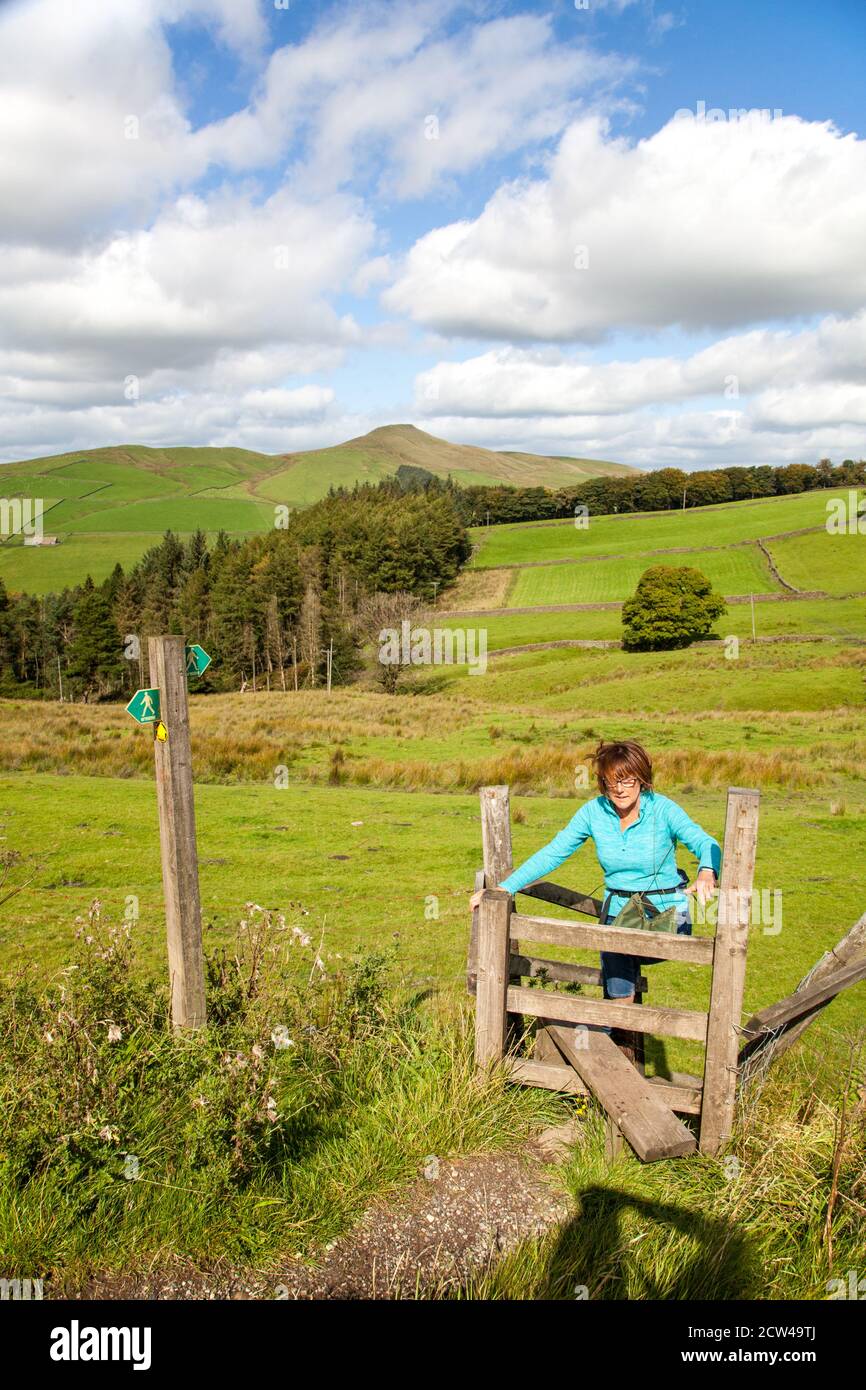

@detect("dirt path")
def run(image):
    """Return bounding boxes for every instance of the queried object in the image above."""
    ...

[59,1138,577,1301]
[440,590,838,618]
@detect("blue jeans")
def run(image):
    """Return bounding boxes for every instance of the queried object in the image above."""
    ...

[600,909,692,1000]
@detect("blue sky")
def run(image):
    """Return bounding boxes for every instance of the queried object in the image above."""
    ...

[1,0,865,468]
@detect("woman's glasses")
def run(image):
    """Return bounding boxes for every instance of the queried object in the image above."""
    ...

[604,775,638,791]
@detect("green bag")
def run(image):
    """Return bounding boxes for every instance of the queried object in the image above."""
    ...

[609,893,680,934]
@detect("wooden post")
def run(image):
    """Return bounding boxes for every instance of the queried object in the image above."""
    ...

[478,785,524,1045]
[149,635,207,1030]
[699,787,759,1154]
[474,889,512,1070]
[467,867,485,994]
[480,784,513,887]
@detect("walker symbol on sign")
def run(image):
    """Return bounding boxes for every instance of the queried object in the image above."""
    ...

[126,688,160,724]
[185,644,212,677]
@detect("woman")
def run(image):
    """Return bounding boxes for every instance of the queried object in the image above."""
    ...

[470,739,721,1013]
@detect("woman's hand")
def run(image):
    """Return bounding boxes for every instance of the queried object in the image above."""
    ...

[469,887,508,910]
[684,868,717,908]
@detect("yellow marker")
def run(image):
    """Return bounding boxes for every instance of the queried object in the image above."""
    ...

[155,720,168,742]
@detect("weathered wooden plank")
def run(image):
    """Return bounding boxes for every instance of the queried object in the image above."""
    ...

[517,879,603,920]
[533,1023,563,1065]
[149,635,206,1030]
[466,867,485,995]
[548,1026,697,1161]
[740,958,866,1046]
[507,984,708,1041]
[480,785,513,887]
[645,1076,703,1116]
[700,787,760,1155]
[544,1027,702,1113]
[474,889,512,1070]
[505,1057,590,1095]
[510,911,715,964]
[740,911,866,1074]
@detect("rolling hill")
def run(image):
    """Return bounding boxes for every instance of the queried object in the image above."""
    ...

[250,424,634,505]
[0,427,635,593]
[437,485,866,650]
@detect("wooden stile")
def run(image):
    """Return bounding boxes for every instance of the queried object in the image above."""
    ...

[469,781,765,1165]
[699,787,760,1155]
[548,1026,696,1161]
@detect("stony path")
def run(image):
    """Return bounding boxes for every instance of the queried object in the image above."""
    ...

[60,1134,579,1301]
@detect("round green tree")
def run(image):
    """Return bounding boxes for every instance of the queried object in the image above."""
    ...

[621,565,727,651]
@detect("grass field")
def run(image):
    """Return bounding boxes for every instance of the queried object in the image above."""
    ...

[0,533,160,593]
[766,530,866,595]
[2,482,864,1297]
[469,489,850,568]
[508,544,777,605]
[474,596,866,646]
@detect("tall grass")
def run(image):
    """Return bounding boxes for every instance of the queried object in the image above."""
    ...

[448,1042,866,1301]
[0,693,856,791]
[1,900,863,1297]
[0,902,559,1289]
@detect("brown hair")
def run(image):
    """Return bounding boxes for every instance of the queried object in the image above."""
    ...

[593,739,653,795]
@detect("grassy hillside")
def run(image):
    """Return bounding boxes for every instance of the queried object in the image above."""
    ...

[446,486,866,636]
[2,487,863,1300]
[0,427,631,592]
[468,488,848,567]
[251,424,632,507]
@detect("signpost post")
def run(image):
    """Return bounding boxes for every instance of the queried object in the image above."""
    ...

[147,636,207,1029]
[125,637,213,1027]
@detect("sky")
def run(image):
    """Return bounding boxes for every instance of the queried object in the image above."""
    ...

[0,0,865,471]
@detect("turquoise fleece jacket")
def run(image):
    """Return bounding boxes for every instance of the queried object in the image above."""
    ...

[498,790,722,918]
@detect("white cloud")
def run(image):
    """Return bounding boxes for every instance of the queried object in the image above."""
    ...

[413,314,866,417]
[0,0,863,473]
[197,5,632,198]
[0,186,372,387]
[408,312,866,467]
[386,113,866,339]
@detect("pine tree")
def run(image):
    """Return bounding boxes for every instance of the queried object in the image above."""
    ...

[67,587,125,698]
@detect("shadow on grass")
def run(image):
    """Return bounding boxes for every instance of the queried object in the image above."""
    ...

[535,1184,756,1300]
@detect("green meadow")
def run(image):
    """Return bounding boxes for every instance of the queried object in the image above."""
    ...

[508,544,775,605]
[469,488,850,567]
[1,481,863,1296]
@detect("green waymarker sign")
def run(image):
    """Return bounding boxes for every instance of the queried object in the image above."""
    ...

[185,643,212,677]
[127,688,160,724]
